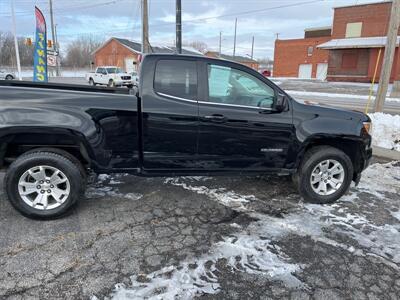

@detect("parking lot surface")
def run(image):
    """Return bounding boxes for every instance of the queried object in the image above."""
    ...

[0,157,399,299]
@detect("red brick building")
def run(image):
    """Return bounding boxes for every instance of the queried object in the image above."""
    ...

[93,37,202,73]
[274,1,400,82]
[205,51,260,70]
[274,27,331,79]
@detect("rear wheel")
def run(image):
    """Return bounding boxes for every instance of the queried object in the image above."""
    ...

[4,152,85,219]
[89,78,96,86]
[296,146,353,204]
[5,75,13,80]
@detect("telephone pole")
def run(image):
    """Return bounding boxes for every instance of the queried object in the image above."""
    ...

[141,0,150,54]
[176,0,182,54]
[219,31,222,57]
[11,0,21,80]
[233,18,237,58]
[49,0,60,76]
[374,0,400,112]
[251,36,255,59]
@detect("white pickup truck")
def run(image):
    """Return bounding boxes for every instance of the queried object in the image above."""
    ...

[85,66,134,88]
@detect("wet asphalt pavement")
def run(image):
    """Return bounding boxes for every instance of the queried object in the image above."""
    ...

[0,157,400,300]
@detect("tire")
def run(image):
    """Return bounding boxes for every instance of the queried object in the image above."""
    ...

[89,78,96,86]
[5,75,13,80]
[108,79,115,87]
[4,152,85,220]
[296,146,353,204]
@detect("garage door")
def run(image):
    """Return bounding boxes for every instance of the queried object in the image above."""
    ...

[316,63,328,80]
[298,64,312,79]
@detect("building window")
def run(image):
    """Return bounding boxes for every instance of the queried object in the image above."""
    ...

[307,46,314,56]
[154,60,198,100]
[345,22,362,38]
[341,53,358,69]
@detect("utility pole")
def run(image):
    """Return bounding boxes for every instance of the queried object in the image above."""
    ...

[233,18,237,58]
[141,0,149,54]
[49,0,60,76]
[251,36,255,59]
[176,0,182,54]
[219,31,222,57]
[374,0,400,112]
[11,0,21,80]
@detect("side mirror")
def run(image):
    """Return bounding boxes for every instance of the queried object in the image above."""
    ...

[102,71,107,75]
[274,94,287,112]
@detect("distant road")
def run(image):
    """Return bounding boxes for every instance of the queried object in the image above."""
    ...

[290,93,400,115]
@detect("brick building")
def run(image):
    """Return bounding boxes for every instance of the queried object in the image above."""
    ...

[274,27,331,79]
[205,51,260,70]
[274,1,400,83]
[93,37,202,73]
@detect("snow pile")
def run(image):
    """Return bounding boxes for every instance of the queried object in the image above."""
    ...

[368,112,400,151]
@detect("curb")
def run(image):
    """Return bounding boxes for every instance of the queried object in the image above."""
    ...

[372,146,400,160]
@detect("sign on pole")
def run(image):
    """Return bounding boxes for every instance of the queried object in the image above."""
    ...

[33,6,48,82]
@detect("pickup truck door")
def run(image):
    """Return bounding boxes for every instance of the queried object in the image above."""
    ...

[141,58,199,171]
[197,62,294,171]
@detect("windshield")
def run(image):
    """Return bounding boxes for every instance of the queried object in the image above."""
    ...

[106,67,123,74]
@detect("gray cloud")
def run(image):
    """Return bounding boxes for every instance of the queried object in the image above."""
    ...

[0,0,386,58]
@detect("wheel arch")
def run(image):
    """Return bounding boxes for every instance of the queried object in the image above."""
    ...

[296,135,365,180]
[0,128,96,169]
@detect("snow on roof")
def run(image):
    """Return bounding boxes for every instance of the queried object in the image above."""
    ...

[317,36,400,49]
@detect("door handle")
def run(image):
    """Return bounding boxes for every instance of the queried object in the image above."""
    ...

[203,114,227,122]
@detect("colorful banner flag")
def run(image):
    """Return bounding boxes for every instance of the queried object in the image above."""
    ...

[33,6,47,82]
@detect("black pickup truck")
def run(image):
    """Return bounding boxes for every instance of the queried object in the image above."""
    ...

[0,54,372,219]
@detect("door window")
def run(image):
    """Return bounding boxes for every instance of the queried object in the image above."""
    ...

[154,60,197,100]
[207,64,275,108]
[96,68,104,74]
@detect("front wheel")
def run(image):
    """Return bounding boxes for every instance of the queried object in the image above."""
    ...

[296,146,353,204]
[4,152,85,219]
[5,75,14,80]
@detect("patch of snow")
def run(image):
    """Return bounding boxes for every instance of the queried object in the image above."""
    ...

[164,177,255,211]
[112,231,303,300]
[368,113,400,151]
[106,163,400,299]
[391,210,400,222]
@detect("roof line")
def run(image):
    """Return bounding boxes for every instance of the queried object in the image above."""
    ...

[334,0,391,10]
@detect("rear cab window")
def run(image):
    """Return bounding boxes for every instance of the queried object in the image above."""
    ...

[154,60,198,100]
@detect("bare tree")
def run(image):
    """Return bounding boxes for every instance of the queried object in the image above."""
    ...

[63,35,104,68]
[257,57,274,69]
[183,40,208,53]
[0,31,34,67]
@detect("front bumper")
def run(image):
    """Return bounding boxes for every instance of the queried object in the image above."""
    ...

[114,80,133,86]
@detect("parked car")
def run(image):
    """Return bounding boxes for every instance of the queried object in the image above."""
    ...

[0,70,15,80]
[261,69,271,77]
[85,66,134,88]
[0,54,372,219]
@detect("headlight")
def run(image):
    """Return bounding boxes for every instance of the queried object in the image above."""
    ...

[363,122,371,134]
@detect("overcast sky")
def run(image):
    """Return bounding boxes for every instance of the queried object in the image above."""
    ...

[0,0,387,59]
